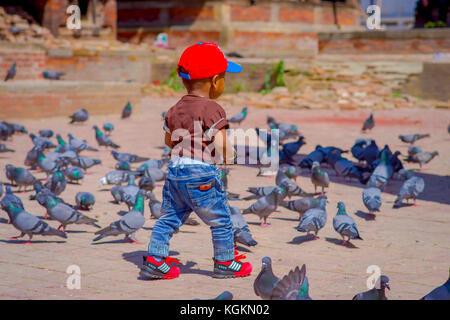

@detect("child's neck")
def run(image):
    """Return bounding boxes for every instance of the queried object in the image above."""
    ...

[187,87,210,99]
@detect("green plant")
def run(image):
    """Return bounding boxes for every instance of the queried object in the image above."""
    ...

[274,59,285,87]
[424,21,436,28]
[261,59,285,94]
[166,67,183,91]
[232,82,245,93]
[392,92,402,98]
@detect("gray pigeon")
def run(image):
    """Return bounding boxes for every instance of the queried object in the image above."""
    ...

[227,106,248,125]
[270,264,309,300]
[69,156,101,171]
[75,192,95,210]
[122,101,132,119]
[254,257,280,300]
[115,160,131,171]
[35,148,59,178]
[29,133,56,149]
[280,195,327,220]
[93,190,146,243]
[0,143,14,152]
[69,109,89,124]
[119,175,140,210]
[93,125,120,148]
[1,184,24,223]
[24,146,39,168]
[63,166,84,184]
[1,202,67,243]
[362,184,382,216]
[353,275,390,300]
[369,151,393,190]
[393,171,425,208]
[229,205,257,247]
[110,185,123,204]
[67,133,98,152]
[333,202,363,244]
[276,169,311,197]
[362,112,374,132]
[139,176,156,192]
[136,159,165,173]
[311,161,329,194]
[243,187,286,227]
[295,197,327,239]
[399,133,430,144]
[4,62,16,81]
[144,167,167,182]
[243,185,279,201]
[99,170,134,186]
[111,150,149,163]
[39,129,54,138]
[5,165,38,192]
[44,170,67,195]
[41,191,100,232]
[103,123,114,135]
[421,268,450,300]
[409,151,438,169]
[148,192,162,219]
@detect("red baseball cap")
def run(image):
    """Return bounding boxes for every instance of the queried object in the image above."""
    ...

[177,42,242,80]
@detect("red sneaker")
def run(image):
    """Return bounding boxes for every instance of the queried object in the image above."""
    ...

[212,249,252,278]
[140,256,181,280]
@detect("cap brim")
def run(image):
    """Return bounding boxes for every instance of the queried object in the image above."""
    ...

[226,61,242,73]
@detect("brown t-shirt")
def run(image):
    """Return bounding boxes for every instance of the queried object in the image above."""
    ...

[164,94,229,163]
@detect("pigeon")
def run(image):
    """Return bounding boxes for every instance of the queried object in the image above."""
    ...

[69,109,89,124]
[407,145,422,158]
[277,123,300,141]
[111,150,148,163]
[103,123,114,135]
[229,205,257,247]
[362,112,374,132]
[280,195,327,220]
[93,190,146,243]
[99,170,134,186]
[41,191,100,232]
[243,187,285,227]
[282,165,302,181]
[139,176,156,192]
[39,129,54,138]
[333,202,363,244]
[295,197,327,239]
[270,265,308,300]
[351,139,368,162]
[362,183,382,216]
[55,134,70,152]
[227,106,248,125]
[1,202,67,243]
[67,133,98,152]
[115,160,132,171]
[110,185,123,204]
[369,150,393,190]
[353,275,390,300]
[311,162,329,194]
[42,71,65,80]
[136,159,165,172]
[161,146,171,159]
[276,169,310,197]
[75,192,95,210]
[421,268,450,300]
[144,167,167,181]
[69,156,102,171]
[122,101,132,119]
[0,143,14,152]
[281,136,306,160]
[393,171,425,208]
[29,133,56,149]
[254,257,280,300]
[243,185,280,201]
[93,125,120,148]
[35,148,59,178]
[44,170,67,195]
[119,175,140,210]
[4,62,16,81]
[0,183,2,198]
[299,146,327,170]
[1,184,24,223]
[63,166,84,184]
[5,165,38,192]
[10,123,27,134]
[24,147,40,169]
[327,150,369,184]
[408,151,439,169]
[148,192,162,219]
[399,133,430,144]
[58,147,78,161]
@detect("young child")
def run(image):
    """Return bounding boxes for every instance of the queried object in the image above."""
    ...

[140,42,252,280]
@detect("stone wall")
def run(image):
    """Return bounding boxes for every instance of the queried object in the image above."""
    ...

[0,43,46,81]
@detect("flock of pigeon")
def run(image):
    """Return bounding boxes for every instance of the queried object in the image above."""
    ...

[0,103,448,300]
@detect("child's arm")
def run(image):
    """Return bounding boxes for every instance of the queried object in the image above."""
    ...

[165,132,173,148]
[213,129,236,165]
